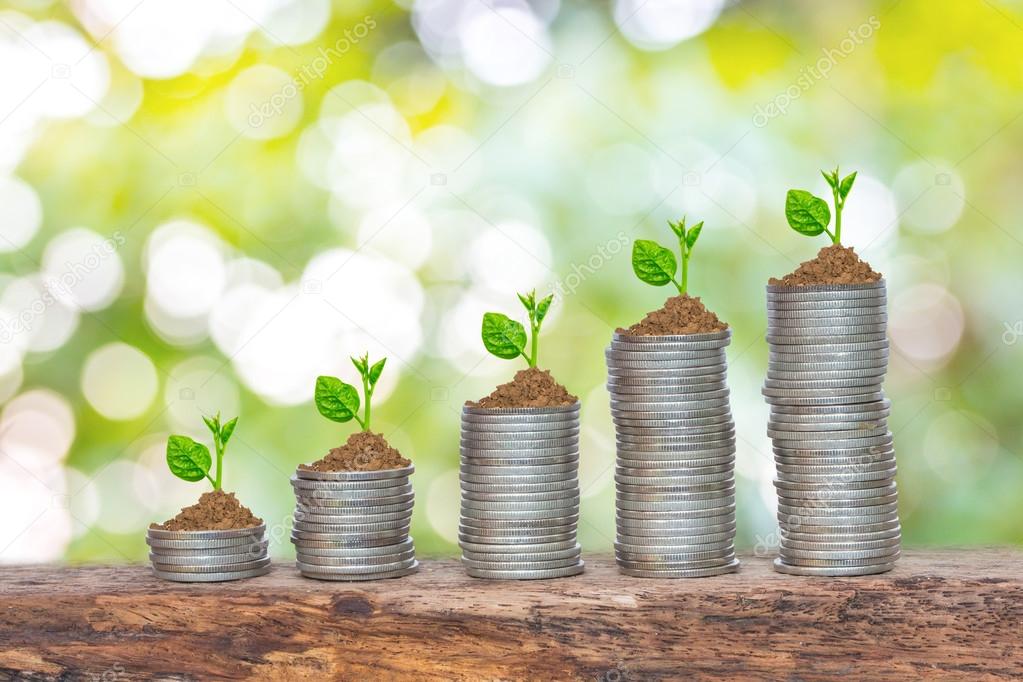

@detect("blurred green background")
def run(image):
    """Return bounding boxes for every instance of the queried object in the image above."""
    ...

[0,0,1020,563]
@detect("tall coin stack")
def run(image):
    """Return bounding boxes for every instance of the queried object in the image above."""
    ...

[764,281,900,576]
[147,524,269,582]
[607,330,739,578]
[290,465,419,580]
[459,403,585,579]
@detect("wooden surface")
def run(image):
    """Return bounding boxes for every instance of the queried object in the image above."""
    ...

[0,550,1020,681]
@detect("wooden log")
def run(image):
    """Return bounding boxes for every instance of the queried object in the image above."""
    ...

[0,550,1020,680]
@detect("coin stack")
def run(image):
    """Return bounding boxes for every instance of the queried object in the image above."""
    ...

[290,465,419,580]
[764,281,900,576]
[606,330,739,578]
[146,524,270,582]
[459,403,585,580]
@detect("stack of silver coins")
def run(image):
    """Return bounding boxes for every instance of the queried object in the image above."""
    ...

[607,330,739,578]
[146,524,269,582]
[764,281,900,576]
[459,403,585,579]
[290,465,418,580]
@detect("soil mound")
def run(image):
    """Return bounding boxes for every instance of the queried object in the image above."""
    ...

[620,295,728,336]
[153,490,262,531]
[770,244,881,286]
[301,431,411,472]
[469,367,578,409]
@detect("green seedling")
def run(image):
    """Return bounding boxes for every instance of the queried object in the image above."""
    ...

[481,289,553,368]
[631,216,704,294]
[166,413,238,490]
[315,352,386,432]
[785,166,857,244]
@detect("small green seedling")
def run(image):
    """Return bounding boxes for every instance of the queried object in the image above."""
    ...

[482,290,553,368]
[166,413,238,490]
[632,216,704,294]
[315,353,386,432]
[785,166,857,244]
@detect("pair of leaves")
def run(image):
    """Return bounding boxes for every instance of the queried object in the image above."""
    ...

[632,217,703,287]
[167,413,239,483]
[785,168,857,237]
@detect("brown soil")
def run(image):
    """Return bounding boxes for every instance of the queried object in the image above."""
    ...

[469,367,578,409]
[152,490,262,531]
[300,431,411,472]
[770,244,882,286]
[620,295,728,336]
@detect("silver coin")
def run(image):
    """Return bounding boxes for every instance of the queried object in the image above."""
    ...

[460,506,579,521]
[291,530,410,546]
[464,562,585,580]
[149,539,270,557]
[463,403,579,417]
[290,477,410,492]
[461,555,582,571]
[612,329,731,344]
[459,479,579,495]
[296,538,415,557]
[772,558,895,576]
[614,473,735,488]
[152,557,271,574]
[297,557,417,575]
[459,472,578,486]
[146,523,266,542]
[616,486,735,503]
[764,392,887,407]
[779,545,900,562]
[607,365,729,380]
[290,483,414,500]
[617,559,739,578]
[459,539,579,554]
[616,529,735,546]
[147,548,268,566]
[461,498,580,513]
[617,495,735,513]
[460,454,579,468]
[297,549,416,567]
[462,488,579,503]
[460,463,577,477]
[780,536,901,552]
[299,562,420,582]
[777,501,899,518]
[152,565,271,582]
[293,519,411,533]
[146,535,264,551]
[295,465,414,482]
[458,531,577,545]
[781,527,901,543]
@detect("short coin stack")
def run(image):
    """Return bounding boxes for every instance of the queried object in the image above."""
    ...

[147,524,270,582]
[764,281,900,576]
[607,330,739,578]
[290,465,418,580]
[459,403,585,579]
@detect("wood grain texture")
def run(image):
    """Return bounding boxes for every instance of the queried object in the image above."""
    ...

[0,550,1020,681]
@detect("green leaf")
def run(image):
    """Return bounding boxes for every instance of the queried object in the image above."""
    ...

[220,417,238,445]
[839,171,857,200]
[685,221,703,250]
[631,239,677,286]
[785,190,831,236]
[166,435,211,482]
[481,312,527,360]
[667,218,685,238]
[314,375,361,423]
[535,294,553,324]
[368,358,386,386]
